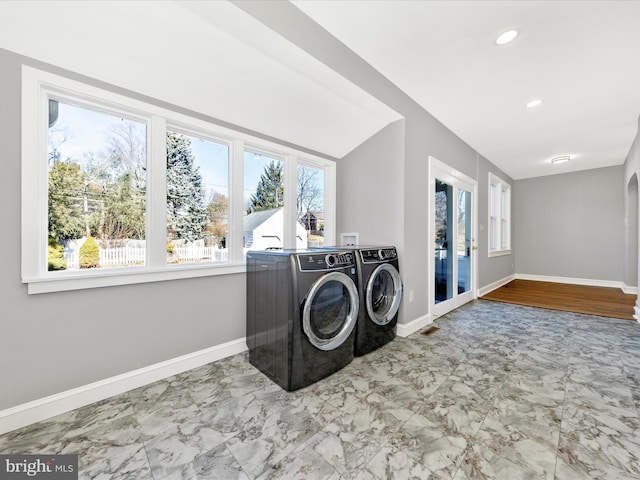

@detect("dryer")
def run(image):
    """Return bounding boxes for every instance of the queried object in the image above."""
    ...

[355,247,403,356]
[246,249,359,391]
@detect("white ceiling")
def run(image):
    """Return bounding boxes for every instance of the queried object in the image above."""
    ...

[0,1,400,159]
[292,0,640,179]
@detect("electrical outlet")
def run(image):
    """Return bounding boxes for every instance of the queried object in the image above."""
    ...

[409,290,414,303]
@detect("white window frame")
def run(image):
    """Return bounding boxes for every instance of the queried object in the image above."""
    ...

[22,66,336,294]
[488,172,511,257]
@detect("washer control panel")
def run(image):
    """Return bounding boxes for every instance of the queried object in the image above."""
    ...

[360,247,397,263]
[297,252,355,271]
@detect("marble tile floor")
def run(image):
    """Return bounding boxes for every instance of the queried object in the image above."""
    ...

[2,300,640,479]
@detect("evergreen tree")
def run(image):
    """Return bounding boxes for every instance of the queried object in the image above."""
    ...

[166,132,209,242]
[48,161,88,242]
[248,160,284,213]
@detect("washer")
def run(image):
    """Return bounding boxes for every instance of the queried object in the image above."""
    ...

[246,249,359,391]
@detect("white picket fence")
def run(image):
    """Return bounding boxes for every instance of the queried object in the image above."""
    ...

[64,245,228,268]
[173,245,228,262]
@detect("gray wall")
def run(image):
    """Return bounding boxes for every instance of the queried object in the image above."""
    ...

[0,49,247,410]
[336,120,405,248]
[514,166,625,281]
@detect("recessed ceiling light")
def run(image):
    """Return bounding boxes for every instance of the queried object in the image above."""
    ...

[495,29,519,46]
[551,155,570,164]
[526,99,543,108]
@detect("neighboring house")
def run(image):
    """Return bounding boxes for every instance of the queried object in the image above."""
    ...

[300,211,324,235]
[244,208,308,250]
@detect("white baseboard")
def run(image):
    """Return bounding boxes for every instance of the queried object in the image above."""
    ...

[478,274,515,297]
[396,313,432,338]
[635,305,640,322]
[623,283,638,295]
[0,337,247,436]
[514,273,630,291]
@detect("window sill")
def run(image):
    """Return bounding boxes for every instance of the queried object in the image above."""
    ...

[488,249,512,258]
[23,263,247,294]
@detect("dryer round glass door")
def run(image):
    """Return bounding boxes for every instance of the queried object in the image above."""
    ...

[366,264,403,325]
[303,271,359,351]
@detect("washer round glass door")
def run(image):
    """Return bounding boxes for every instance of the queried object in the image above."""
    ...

[366,264,403,325]
[303,271,359,351]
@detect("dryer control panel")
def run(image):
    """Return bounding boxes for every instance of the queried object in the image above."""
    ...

[297,252,356,271]
[360,247,397,263]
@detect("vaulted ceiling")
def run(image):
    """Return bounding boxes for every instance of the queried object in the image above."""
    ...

[0,1,400,160]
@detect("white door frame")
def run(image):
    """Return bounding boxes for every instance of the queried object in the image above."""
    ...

[428,156,478,319]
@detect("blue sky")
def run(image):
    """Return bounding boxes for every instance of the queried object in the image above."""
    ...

[49,101,270,207]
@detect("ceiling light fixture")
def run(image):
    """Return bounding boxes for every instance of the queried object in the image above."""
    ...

[526,99,543,108]
[495,29,519,46]
[551,155,570,164]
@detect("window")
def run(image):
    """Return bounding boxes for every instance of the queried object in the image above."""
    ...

[166,130,229,264]
[47,100,147,270]
[243,149,285,251]
[22,66,336,293]
[297,163,326,247]
[488,172,511,256]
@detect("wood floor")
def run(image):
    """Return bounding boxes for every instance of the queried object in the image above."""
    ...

[480,279,637,320]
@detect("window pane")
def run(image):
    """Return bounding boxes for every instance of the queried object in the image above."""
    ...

[297,164,325,247]
[501,219,508,250]
[166,131,229,264]
[501,187,509,249]
[47,100,147,271]
[457,188,471,294]
[490,184,498,217]
[501,189,508,220]
[435,179,453,303]
[244,150,285,251]
[489,217,497,250]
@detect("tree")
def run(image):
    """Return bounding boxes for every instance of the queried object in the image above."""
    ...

[48,161,88,242]
[297,166,323,229]
[47,236,67,271]
[248,160,284,213]
[166,132,209,242]
[94,172,146,244]
[85,122,147,245]
[207,192,229,246]
[79,236,100,268]
[104,121,146,189]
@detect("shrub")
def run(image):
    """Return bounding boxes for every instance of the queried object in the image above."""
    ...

[47,236,67,271]
[79,237,100,269]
